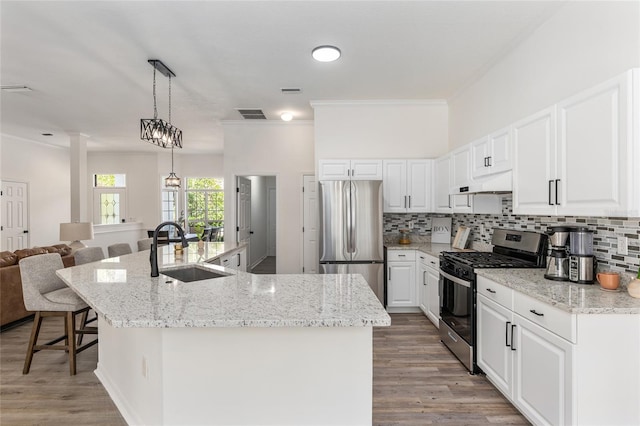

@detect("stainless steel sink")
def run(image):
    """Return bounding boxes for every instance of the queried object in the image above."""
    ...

[161,266,230,282]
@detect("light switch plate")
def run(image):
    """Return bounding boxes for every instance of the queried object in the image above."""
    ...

[617,236,629,255]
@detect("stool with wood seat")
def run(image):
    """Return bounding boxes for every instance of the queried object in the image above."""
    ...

[19,253,98,375]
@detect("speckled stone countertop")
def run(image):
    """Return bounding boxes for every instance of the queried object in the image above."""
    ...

[56,242,391,328]
[385,242,472,258]
[476,268,640,314]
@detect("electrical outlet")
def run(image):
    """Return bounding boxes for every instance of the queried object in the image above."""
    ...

[408,221,414,229]
[617,236,629,255]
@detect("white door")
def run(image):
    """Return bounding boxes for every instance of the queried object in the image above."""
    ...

[236,177,251,246]
[382,160,407,213]
[470,136,491,178]
[488,127,511,175]
[477,295,514,398]
[512,107,557,215]
[1,181,29,251]
[267,186,276,257]
[407,159,432,212]
[302,175,318,274]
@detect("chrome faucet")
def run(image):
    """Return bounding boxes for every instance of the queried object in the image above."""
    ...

[150,221,189,277]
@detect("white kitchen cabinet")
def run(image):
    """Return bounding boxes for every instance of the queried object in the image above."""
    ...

[220,247,247,272]
[383,159,432,213]
[386,250,417,311]
[450,145,472,193]
[434,153,473,213]
[513,69,640,217]
[470,127,511,179]
[318,159,382,180]
[417,252,440,328]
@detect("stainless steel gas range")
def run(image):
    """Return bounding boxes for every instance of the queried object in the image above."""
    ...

[438,228,548,374]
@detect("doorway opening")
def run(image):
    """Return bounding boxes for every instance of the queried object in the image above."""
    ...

[236,175,276,274]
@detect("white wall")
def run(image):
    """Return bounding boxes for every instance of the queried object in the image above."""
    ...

[449,1,640,148]
[1,135,71,247]
[223,121,314,273]
[313,101,449,160]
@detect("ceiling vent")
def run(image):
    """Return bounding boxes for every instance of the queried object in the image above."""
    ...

[1,85,32,93]
[237,109,266,119]
[281,88,302,94]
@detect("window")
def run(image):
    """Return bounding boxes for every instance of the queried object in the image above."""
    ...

[93,174,127,225]
[185,178,224,241]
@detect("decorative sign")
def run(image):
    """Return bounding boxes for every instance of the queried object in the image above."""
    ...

[431,217,452,244]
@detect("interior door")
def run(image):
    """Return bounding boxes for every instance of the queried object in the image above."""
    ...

[236,177,251,246]
[302,175,318,273]
[1,181,29,251]
[267,185,276,257]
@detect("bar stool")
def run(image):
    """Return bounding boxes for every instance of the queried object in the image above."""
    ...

[19,253,98,375]
[74,246,105,265]
[107,243,132,258]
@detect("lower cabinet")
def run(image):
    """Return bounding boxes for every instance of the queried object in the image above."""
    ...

[417,252,440,328]
[477,275,640,426]
[218,247,247,272]
[386,250,417,311]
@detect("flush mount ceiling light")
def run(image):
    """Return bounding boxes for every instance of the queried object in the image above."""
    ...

[140,59,183,149]
[312,45,341,62]
[280,112,293,122]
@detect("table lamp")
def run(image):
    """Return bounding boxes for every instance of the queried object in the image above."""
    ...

[60,222,94,251]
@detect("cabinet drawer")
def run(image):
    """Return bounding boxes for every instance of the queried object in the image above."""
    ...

[417,252,439,269]
[514,292,576,343]
[477,276,513,310]
[387,250,415,261]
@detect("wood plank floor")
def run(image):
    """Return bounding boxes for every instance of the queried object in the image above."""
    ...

[1,313,527,425]
[250,256,276,274]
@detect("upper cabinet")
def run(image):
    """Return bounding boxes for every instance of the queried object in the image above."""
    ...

[383,159,433,213]
[513,69,639,217]
[434,155,452,213]
[470,127,511,179]
[450,145,472,193]
[318,159,383,180]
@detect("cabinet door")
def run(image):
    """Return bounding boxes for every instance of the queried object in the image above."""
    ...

[488,127,511,175]
[434,155,452,213]
[382,160,407,213]
[557,71,633,216]
[235,248,247,272]
[386,261,417,307]
[470,136,490,178]
[452,194,473,213]
[450,146,472,191]
[407,160,432,213]
[477,295,513,398]
[351,160,383,180]
[417,260,429,315]
[512,107,557,215]
[425,266,440,328]
[318,160,351,180]
[513,315,573,426]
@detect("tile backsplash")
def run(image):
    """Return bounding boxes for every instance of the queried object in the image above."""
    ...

[384,195,640,274]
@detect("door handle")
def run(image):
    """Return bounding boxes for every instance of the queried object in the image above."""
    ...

[555,179,560,205]
[487,156,492,167]
[448,194,451,208]
[423,271,426,285]
[511,324,517,351]
[505,321,512,347]
[484,157,489,167]
[486,288,496,294]
[408,196,411,208]
[388,268,391,280]
[404,195,407,208]
[548,180,554,206]
[237,253,241,267]
[529,309,544,317]
[23,230,29,234]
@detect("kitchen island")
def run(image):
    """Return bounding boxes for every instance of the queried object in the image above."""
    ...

[56,243,390,426]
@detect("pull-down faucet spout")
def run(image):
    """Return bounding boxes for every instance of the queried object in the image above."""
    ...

[150,221,189,277]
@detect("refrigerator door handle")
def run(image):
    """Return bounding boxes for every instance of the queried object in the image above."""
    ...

[347,181,357,254]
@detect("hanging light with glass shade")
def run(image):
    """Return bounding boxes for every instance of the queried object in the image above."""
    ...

[165,144,181,188]
[140,59,183,148]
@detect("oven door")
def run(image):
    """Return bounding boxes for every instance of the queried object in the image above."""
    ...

[439,269,473,345]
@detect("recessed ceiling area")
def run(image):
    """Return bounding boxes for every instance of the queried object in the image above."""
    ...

[0,1,564,154]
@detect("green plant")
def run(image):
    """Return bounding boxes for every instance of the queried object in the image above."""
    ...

[193,222,206,241]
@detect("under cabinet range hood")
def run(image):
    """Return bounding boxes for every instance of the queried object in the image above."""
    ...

[453,170,513,194]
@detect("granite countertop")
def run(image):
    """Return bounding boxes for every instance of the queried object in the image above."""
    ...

[385,242,472,258]
[56,242,391,329]
[476,268,640,314]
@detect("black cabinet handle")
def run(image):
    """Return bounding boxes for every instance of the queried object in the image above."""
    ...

[488,156,492,167]
[548,180,554,205]
[423,271,427,285]
[23,230,29,234]
[511,324,517,351]
[530,309,544,317]
[237,253,241,267]
[555,179,560,205]
[505,321,512,347]
[408,196,411,208]
[486,288,496,294]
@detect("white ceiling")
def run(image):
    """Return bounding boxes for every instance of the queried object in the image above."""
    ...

[1,1,564,154]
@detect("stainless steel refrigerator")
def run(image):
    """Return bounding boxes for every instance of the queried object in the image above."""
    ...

[319,180,384,303]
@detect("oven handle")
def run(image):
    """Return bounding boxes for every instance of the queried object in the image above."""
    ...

[439,269,471,288]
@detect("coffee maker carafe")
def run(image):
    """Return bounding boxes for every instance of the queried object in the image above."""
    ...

[568,227,596,284]
[544,226,573,281]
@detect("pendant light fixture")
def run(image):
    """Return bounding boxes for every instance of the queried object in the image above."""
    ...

[165,144,181,188]
[140,59,183,148]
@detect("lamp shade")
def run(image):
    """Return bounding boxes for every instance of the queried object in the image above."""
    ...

[60,222,94,250]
